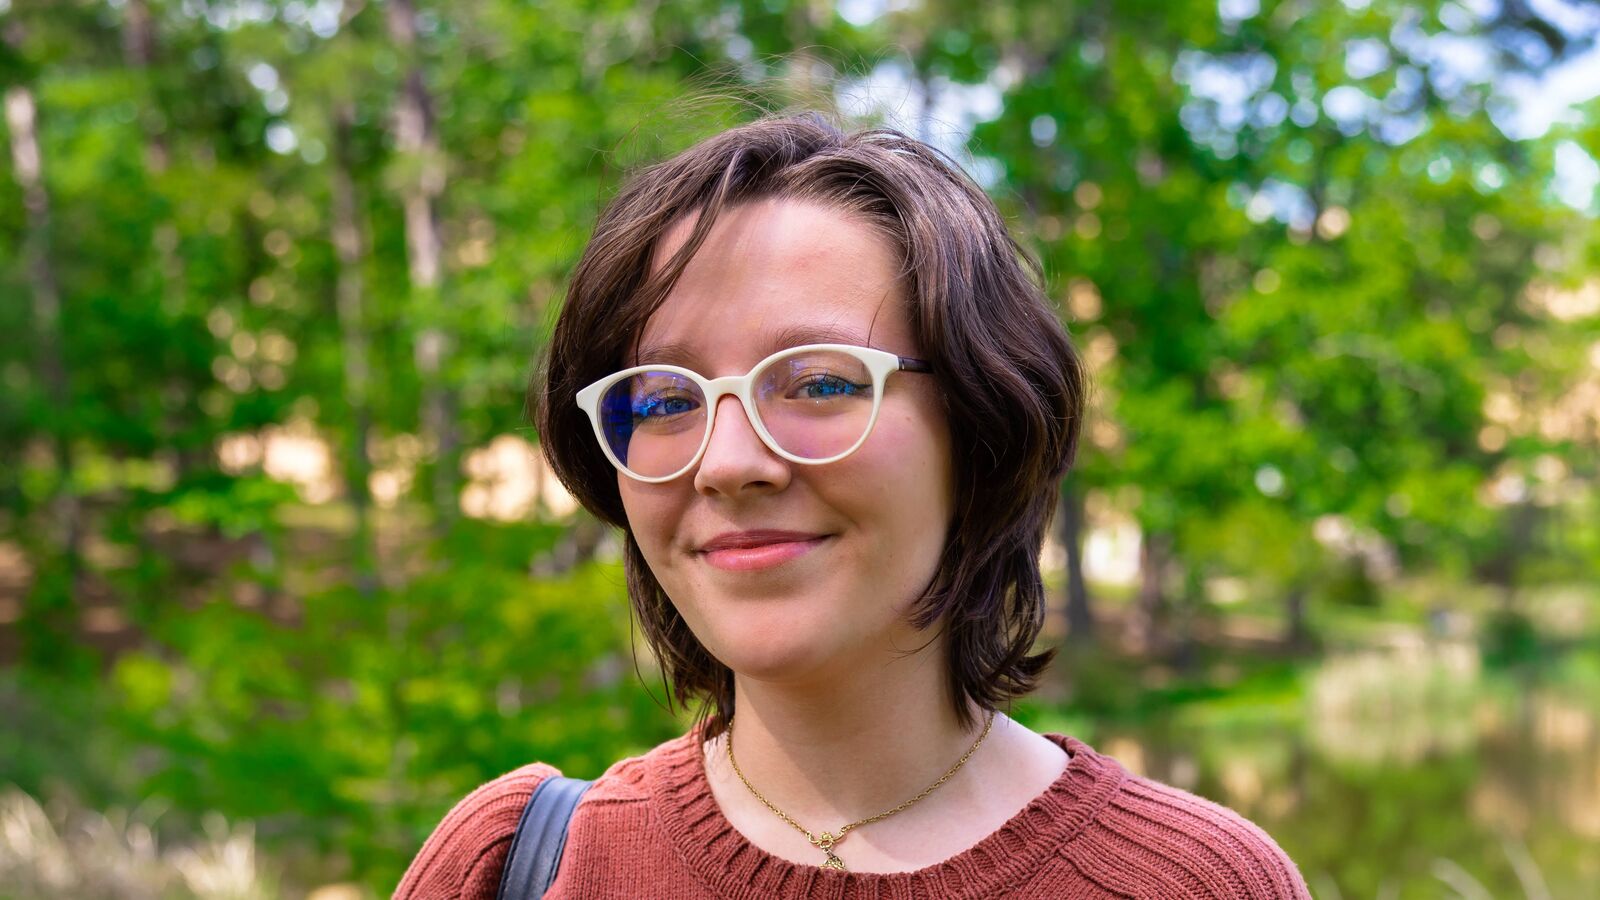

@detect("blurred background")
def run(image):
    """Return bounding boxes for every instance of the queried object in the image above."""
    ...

[1,0,1598,896]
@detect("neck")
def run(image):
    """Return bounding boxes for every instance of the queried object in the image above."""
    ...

[709,633,989,827]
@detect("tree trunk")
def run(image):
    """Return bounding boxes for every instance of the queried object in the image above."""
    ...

[1499,500,1539,611]
[1057,477,1094,642]
[6,80,82,656]
[1283,582,1310,649]
[1171,565,1200,671]
[123,0,202,482]
[331,101,377,592]
[1126,528,1170,654]
[385,0,457,527]
[123,0,168,171]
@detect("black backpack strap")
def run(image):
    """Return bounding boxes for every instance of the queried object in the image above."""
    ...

[495,775,595,900]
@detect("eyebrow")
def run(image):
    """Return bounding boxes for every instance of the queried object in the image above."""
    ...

[634,323,873,367]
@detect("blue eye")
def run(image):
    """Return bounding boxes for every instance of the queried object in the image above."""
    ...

[634,394,699,420]
[797,375,865,399]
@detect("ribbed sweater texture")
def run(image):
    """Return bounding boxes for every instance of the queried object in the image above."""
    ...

[395,730,1311,899]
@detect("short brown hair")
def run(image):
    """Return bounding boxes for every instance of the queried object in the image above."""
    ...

[536,112,1086,738]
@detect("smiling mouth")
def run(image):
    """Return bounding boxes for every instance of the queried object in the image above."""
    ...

[696,532,830,572]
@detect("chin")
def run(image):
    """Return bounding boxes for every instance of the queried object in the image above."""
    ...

[719,640,838,686]
[694,595,847,684]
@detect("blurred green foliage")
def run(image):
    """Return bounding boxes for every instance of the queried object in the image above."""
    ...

[2,0,1598,894]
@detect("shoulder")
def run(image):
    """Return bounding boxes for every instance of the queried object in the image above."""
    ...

[393,762,561,900]
[1063,740,1312,899]
[391,735,685,900]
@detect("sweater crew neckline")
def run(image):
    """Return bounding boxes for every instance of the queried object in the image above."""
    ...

[646,728,1127,899]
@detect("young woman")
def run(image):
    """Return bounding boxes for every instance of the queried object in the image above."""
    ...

[397,114,1311,899]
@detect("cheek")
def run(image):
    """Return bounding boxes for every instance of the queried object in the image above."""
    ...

[873,399,955,509]
[841,401,956,553]
[618,478,683,563]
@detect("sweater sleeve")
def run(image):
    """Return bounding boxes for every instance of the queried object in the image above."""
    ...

[393,762,560,900]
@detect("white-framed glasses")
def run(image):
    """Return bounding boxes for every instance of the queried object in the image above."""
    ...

[576,343,934,483]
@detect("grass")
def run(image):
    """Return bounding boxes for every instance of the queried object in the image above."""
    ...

[0,787,282,899]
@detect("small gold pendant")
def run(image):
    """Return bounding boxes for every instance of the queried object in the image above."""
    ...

[815,832,846,871]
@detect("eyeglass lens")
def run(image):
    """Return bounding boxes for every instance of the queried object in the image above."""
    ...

[597,349,877,478]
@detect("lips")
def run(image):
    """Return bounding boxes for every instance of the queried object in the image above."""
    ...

[698,529,826,552]
[696,530,829,572]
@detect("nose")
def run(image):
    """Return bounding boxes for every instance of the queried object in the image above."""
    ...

[692,394,791,497]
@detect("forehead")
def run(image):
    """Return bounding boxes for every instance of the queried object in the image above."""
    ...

[635,199,912,369]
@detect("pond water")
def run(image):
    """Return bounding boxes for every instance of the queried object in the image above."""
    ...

[1075,644,1600,898]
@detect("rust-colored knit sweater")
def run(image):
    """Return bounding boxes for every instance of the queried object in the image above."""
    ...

[395,730,1311,899]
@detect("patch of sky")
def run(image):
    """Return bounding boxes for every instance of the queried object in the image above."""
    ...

[312,2,343,39]
[1322,85,1373,135]
[265,122,298,155]
[701,9,759,79]
[1251,92,1289,128]
[839,0,885,27]
[202,0,277,31]
[1420,37,1496,107]
[1493,40,1600,138]
[1245,179,1316,231]
[1030,114,1058,147]
[968,157,1004,190]
[835,59,1008,187]
[1246,191,1274,223]
[280,1,344,39]
[838,0,914,27]
[1255,465,1285,497]
[1175,50,1278,104]
[1527,0,1600,37]
[1180,103,1212,138]
[1438,2,1479,34]
[1553,141,1599,213]
[1174,50,1278,139]
[1502,28,1556,68]
[1374,112,1427,145]
[1218,0,1260,24]
[725,33,754,62]
[1476,161,1507,191]
[1384,65,1426,112]
[1171,10,1587,157]
[1345,38,1391,79]
[1218,99,1249,133]
[1389,6,1430,58]
[1289,98,1319,127]
[247,63,280,93]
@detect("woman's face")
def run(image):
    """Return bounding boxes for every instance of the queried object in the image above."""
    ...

[619,198,956,686]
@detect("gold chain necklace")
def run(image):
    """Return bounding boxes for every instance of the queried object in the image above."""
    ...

[723,710,995,871]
